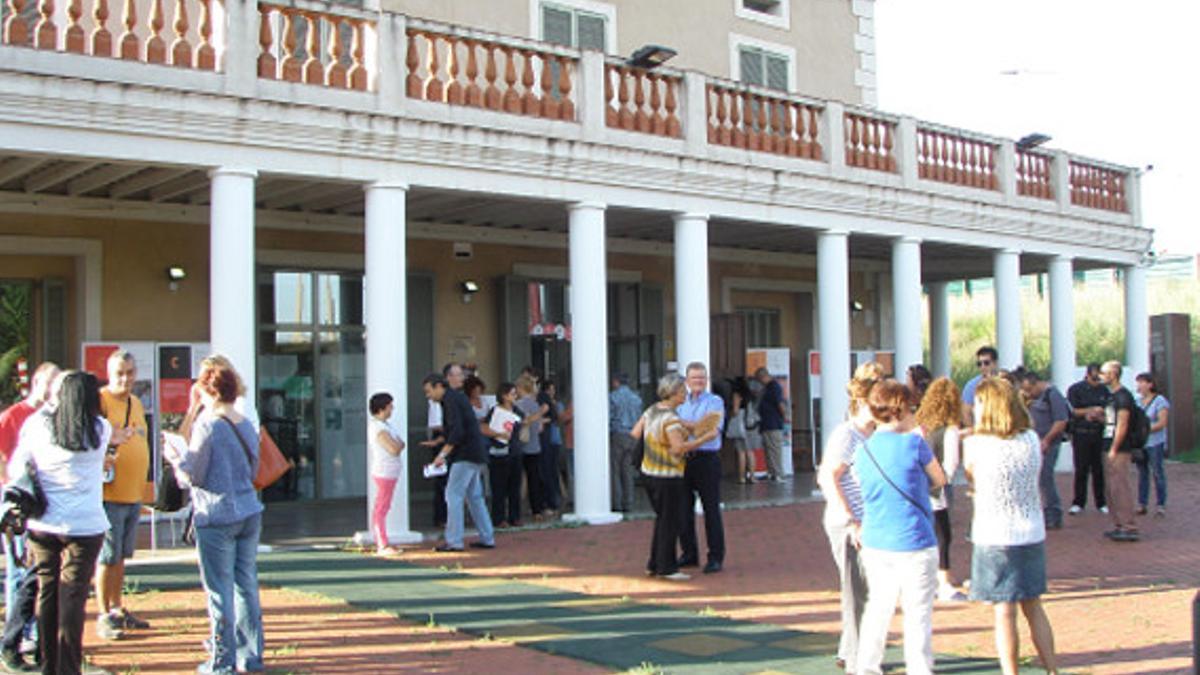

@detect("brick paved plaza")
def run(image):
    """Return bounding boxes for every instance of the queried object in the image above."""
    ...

[96,463,1199,674]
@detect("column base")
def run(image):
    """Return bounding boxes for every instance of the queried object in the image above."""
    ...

[352,529,427,547]
[563,511,623,526]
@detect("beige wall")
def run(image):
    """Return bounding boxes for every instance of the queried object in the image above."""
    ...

[385,0,863,103]
[0,215,887,412]
[0,254,78,367]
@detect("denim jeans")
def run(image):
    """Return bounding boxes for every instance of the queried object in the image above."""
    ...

[444,461,495,549]
[1136,443,1167,507]
[195,513,264,674]
[1,533,37,653]
[1039,442,1063,526]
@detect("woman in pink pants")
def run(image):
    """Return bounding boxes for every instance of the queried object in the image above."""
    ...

[369,392,406,555]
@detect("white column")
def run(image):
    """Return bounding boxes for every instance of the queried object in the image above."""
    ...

[993,249,1022,369]
[891,236,923,372]
[358,181,420,545]
[929,281,951,378]
[209,167,257,415]
[673,213,710,372]
[1048,256,1076,391]
[818,230,851,439]
[566,202,620,525]
[1124,264,1149,376]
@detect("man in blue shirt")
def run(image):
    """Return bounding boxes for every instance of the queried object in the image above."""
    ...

[961,346,998,426]
[608,373,643,512]
[676,362,726,573]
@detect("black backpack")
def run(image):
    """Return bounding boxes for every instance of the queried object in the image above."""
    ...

[1127,396,1153,450]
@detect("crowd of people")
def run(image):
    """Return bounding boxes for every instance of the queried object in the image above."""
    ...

[0,352,264,674]
[816,345,1174,675]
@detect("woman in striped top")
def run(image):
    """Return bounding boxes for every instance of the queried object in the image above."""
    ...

[631,373,719,581]
[817,362,882,674]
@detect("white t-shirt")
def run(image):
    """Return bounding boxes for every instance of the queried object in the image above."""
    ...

[487,406,520,455]
[10,411,112,536]
[964,429,1045,547]
[369,417,404,479]
[427,400,443,429]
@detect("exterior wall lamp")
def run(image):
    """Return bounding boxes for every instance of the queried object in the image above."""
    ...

[461,280,480,303]
[628,45,677,69]
[166,265,187,292]
[1016,133,1051,150]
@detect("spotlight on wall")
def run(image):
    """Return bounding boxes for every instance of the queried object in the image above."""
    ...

[850,299,865,313]
[166,265,187,292]
[628,45,677,69]
[461,280,480,303]
[1016,133,1051,150]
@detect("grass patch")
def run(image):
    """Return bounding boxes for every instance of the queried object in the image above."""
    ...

[1171,447,1200,464]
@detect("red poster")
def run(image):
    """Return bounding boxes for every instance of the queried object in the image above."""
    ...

[159,378,191,415]
[83,345,120,382]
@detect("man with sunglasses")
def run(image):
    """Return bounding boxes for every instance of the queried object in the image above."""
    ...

[961,346,999,427]
[1066,363,1110,515]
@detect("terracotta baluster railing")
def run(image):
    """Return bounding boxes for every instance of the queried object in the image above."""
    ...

[446,37,464,105]
[779,102,796,156]
[742,92,758,151]
[633,70,650,132]
[169,0,190,66]
[483,44,501,110]
[648,73,663,135]
[424,33,442,100]
[715,89,730,145]
[144,0,166,63]
[279,10,302,82]
[557,56,573,120]
[348,20,366,90]
[502,47,520,113]
[520,50,538,115]
[464,40,482,107]
[34,0,55,49]
[617,67,633,129]
[847,116,861,167]
[302,13,323,84]
[118,0,138,59]
[4,0,31,47]
[64,0,84,53]
[91,0,111,56]
[539,51,556,118]
[257,5,276,78]
[730,91,745,148]
[195,0,214,69]
[663,76,678,137]
[1069,161,1126,212]
[605,66,618,127]
[326,17,347,88]
[405,29,422,97]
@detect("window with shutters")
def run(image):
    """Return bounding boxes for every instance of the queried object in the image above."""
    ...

[736,307,782,348]
[739,46,790,91]
[537,1,612,52]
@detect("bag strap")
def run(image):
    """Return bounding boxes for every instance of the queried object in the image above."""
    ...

[861,442,932,519]
[218,415,255,476]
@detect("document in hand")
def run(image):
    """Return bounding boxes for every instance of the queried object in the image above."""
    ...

[423,463,449,479]
[692,411,723,438]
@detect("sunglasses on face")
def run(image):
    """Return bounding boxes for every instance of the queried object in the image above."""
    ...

[976,360,993,367]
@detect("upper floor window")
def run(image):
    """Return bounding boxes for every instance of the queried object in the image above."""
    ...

[539,1,611,52]
[739,45,790,91]
[735,0,790,30]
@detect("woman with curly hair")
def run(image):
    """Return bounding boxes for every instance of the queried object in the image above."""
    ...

[817,362,883,673]
[915,377,967,602]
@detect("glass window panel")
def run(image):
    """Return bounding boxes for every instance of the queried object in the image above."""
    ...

[270,272,312,325]
[740,47,764,86]
[318,273,363,326]
[542,5,573,46]
[317,331,367,499]
[766,54,789,91]
[258,329,315,501]
[577,13,606,51]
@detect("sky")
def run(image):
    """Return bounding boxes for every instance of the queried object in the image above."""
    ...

[873,0,1197,256]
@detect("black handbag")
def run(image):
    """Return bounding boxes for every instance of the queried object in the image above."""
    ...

[154,459,186,512]
[1,461,48,536]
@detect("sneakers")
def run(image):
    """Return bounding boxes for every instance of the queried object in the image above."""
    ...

[660,572,691,581]
[1068,505,1083,515]
[1155,506,1166,518]
[1135,505,1148,515]
[1104,529,1140,542]
[117,609,150,630]
[1099,506,1109,514]
[95,613,125,641]
[937,584,968,602]
[1,649,35,673]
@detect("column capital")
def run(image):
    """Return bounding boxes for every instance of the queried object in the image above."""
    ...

[672,212,709,222]
[209,167,258,179]
[994,247,1021,257]
[819,228,850,238]
[1050,254,1074,265]
[568,201,607,213]
[365,180,409,192]
[893,235,922,246]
